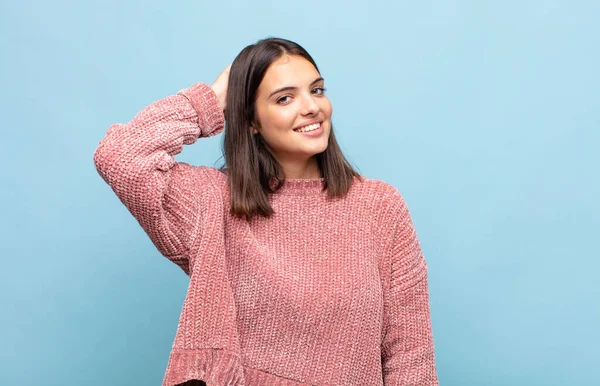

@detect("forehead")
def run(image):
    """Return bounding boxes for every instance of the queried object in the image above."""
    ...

[259,55,320,90]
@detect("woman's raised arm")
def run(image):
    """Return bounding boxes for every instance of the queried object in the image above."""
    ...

[93,66,230,275]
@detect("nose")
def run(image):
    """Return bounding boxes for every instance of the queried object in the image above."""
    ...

[300,92,319,116]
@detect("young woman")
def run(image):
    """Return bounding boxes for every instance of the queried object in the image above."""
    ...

[94,37,439,386]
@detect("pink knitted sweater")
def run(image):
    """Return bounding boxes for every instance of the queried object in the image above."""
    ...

[93,83,439,386]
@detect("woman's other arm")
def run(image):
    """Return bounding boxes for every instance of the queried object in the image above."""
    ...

[380,188,439,385]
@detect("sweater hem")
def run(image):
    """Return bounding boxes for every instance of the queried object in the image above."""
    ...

[244,366,318,386]
[161,347,324,386]
[162,348,245,386]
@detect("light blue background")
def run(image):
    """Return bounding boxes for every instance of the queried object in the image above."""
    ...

[1,1,598,385]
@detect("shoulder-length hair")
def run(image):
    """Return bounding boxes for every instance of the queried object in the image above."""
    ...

[219,37,362,220]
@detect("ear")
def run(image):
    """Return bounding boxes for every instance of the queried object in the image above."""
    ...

[250,123,260,135]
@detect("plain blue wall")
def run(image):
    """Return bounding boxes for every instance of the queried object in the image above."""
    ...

[1,1,598,385]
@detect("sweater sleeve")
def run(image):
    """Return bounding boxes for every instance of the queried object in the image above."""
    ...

[93,83,223,275]
[381,189,439,385]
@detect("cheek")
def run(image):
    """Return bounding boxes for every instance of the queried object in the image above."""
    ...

[264,106,297,131]
[322,98,333,118]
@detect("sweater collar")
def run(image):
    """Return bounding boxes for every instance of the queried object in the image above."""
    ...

[270,176,326,195]
[219,169,327,195]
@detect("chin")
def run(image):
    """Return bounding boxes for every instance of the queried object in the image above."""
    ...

[307,144,329,157]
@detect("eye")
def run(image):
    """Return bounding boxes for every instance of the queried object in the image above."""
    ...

[312,86,327,95]
[276,95,291,104]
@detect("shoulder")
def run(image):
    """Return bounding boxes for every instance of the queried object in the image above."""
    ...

[168,163,229,199]
[351,175,406,212]
[347,176,410,242]
[197,165,229,192]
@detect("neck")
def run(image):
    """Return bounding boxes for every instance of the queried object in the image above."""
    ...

[278,156,322,179]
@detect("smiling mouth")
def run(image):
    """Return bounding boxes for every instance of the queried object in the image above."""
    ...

[293,122,322,133]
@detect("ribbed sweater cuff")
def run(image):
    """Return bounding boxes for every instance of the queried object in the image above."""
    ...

[162,348,245,386]
[177,83,225,138]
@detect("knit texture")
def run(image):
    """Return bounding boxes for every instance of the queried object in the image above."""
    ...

[93,82,439,386]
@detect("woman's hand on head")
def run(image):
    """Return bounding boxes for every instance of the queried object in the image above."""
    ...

[211,63,231,113]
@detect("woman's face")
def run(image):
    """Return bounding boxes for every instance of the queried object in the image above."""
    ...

[252,54,332,169]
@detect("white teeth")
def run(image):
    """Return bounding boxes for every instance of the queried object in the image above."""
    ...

[294,123,321,132]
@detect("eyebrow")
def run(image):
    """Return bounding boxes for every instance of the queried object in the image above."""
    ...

[268,77,325,99]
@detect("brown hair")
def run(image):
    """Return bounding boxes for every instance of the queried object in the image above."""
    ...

[218,37,362,220]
